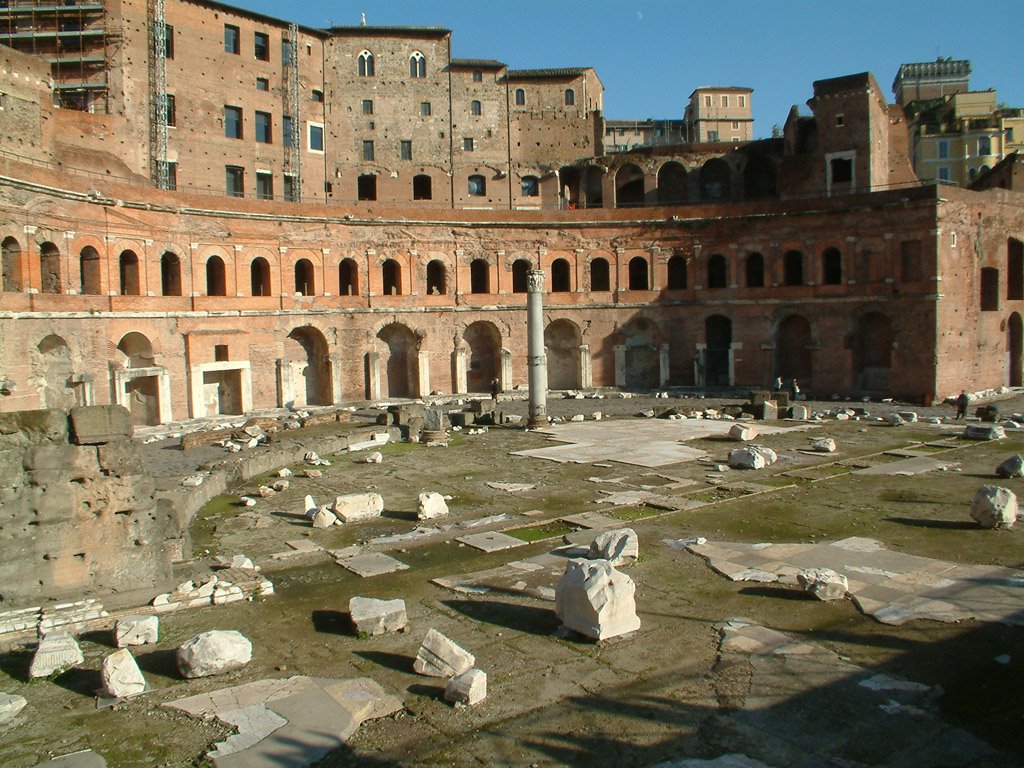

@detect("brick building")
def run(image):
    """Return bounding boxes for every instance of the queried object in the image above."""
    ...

[2,0,1024,425]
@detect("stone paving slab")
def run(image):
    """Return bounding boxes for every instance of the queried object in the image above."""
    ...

[687,537,1024,626]
[33,751,107,768]
[559,511,623,529]
[433,552,567,601]
[853,456,961,475]
[456,531,528,553]
[336,553,410,577]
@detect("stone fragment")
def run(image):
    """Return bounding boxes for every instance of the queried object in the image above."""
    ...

[303,469,322,478]
[996,454,1024,478]
[177,630,253,678]
[555,559,641,640]
[970,485,1018,529]
[29,630,84,678]
[332,492,385,523]
[114,615,159,647]
[885,413,904,427]
[0,693,27,724]
[964,424,1005,440]
[445,668,487,706]
[240,496,257,507]
[311,507,338,529]
[789,404,809,420]
[588,528,639,566]
[810,437,836,453]
[277,467,293,477]
[230,554,256,570]
[796,568,849,601]
[182,475,205,487]
[363,451,383,464]
[68,405,132,445]
[728,445,777,469]
[349,596,408,636]
[101,648,146,698]
[271,480,289,492]
[728,424,759,442]
[417,491,449,520]
[304,495,318,519]
[413,629,475,677]
[897,411,919,423]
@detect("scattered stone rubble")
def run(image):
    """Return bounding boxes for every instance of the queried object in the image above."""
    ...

[588,528,639,566]
[29,630,84,678]
[963,424,1005,441]
[0,693,27,725]
[100,648,146,698]
[349,596,408,636]
[996,454,1024,478]
[728,424,758,442]
[177,629,253,678]
[413,629,475,677]
[727,445,778,470]
[151,570,273,612]
[114,615,159,647]
[810,437,837,453]
[417,491,449,520]
[555,559,641,640]
[445,668,487,706]
[970,486,1018,529]
[332,492,385,523]
[796,568,849,601]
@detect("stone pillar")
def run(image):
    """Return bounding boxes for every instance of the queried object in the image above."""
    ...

[579,344,592,389]
[613,345,626,387]
[500,348,512,391]
[659,344,670,387]
[526,270,547,427]
[453,347,467,394]
[328,355,342,405]
[365,351,380,400]
[157,371,173,424]
[417,350,431,397]
[276,359,293,408]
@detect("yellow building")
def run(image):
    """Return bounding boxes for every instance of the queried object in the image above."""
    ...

[683,87,754,143]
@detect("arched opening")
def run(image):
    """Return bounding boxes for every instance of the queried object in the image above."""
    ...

[515,88,525,106]
[382,259,402,295]
[558,166,581,208]
[773,314,812,388]
[283,326,331,407]
[657,162,687,204]
[119,250,140,295]
[377,323,417,398]
[79,246,101,295]
[1,236,21,292]
[426,259,447,295]
[822,248,843,285]
[584,166,604,208]
[628,256,649,290]
[34,334,75,409]
[622,317,659,389]
[1010,312,1023,387]
[1008,238,1023,300]
[783,250,804,286]
[545,319,582,389]
[705,315,732,386]
[667,254,687,290]
[520,175,540,198]
[39,242,61,294]
[357,50,374,77]
[551,258,571,292]
[161,252,181,296]
[511,259,530,293]
[564,88,575,106]
[470,259,489,294]
[117,331,154,368]
[851,312,893,393]
[206,255,226,296]
[413,174,432,200]
[117,332,159,426]
[743,153,776,199]
[468,174,486,197]
[590,257,610,292]
[615,163,645,207]
[463,321,501,393]
[700,158,731,201]
[409,51,426,78]
[745,252,764,287]
[250,257,271,296]
[707,254,728,289]
[294,258,315,295]
[339,258,359,295]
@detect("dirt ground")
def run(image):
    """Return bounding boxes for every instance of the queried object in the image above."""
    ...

[1,391,1022,767]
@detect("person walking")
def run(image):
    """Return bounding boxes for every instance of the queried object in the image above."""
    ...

[791,378,802,401]
[955,389,969,419]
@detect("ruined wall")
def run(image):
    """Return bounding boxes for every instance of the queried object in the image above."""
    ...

[0,46,53,164]
[0,406,184,609]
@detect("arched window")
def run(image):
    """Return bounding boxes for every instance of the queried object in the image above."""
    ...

[590,257,610,291]
[468,174,486,197]
[1,236,21,292]
[161,251,181,296]
[409,51,425,78]
[564,89,575,106]
[783,250,804,286]
[470,100,481,116]
[294,258,314,295]
[206,255,226,296]
[119,250,140,295]
[707,254,727,289]
[628,257,649,290]
[250,257,271,296]
[514,88,525,106]
[339,258,358,295]
[382,259,402,295]
[413,174,432,200]
[39,241,61,294]
[520,175,539,197]
[470,259,489,294]
[426,260,446,295]
[745,252,764,288]
[667,254,687,290]
[511,258,530,293]
[79,246,101,295]
[357,50,374,77]
[821,248,842,285]
[551,258,571,292]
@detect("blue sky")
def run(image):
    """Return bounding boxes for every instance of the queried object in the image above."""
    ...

[235,0,1024,137]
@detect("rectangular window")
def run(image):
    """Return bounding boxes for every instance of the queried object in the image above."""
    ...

[166,94,176,127]
[361,99,373,115]
[738,95,746,108]
[256,171,273,200]
[308,123,324,152]
[721,95,729,107]
[283,115,294,148]
[164,25,174,59]
[284,174,298,202]
[311,89,324,103]
[731,120,739,129]
[224,24,240,54]
[421,101,432,117]
[1007,127,1014,143]
[830,157,853,183]
[254,31,269,61]
[836,114,845,126]
[166,161,177,190]
[463,137,474,151]
[362,140,374,161]
[255,111,272,143]
[704,95,712,107]
[400,140,412,160]
[281,38,294,66]
[707,130,719,142]
[256,77,269,91]
[472,70,482,82]
[225,165,244,197]
[937,139,949,159]
[224,105,242,139]
[938,166,951,182]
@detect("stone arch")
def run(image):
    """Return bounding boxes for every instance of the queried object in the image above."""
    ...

[2,236,21,292]
[251,257,271,296]
[33,334,75,409]
[745,252,765,287]
[294,258,315,295]
[470,259,490,293]
[743,153,776,199]
[339,258,359,296]
[667,253,687,290]
[1010,312,1023,387]
[426,259,447,295]
[704,314,732,386]
[615,163,645,207]
[558,165,582,208]
[707,253,728,289]
[382,258,402,295]
[700,158,731,201]
[39,241,61,294]
[821,247,843,285]
[79,246,101,295]
[206,255,227,296]
[119,250,140,295]
[284,326,331,407]
[628,256,649,290]
[161,251,182,296]
[377,323,418,398]
[622,317,660,389]
[511,258,530,293]
[463,320,501,393]
[551,258,571,292]
[851,312,893,393]
[590,256,610,291]
[545,318,582,389]
[657,161,687,204]
[117,331,155,368]
[413,174,432,200]
[783,250,804,286]
[116,332,159,426]
[773,314,812,387]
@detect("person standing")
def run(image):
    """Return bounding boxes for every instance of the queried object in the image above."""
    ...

[956,390,969,419]
[791,378,802,401]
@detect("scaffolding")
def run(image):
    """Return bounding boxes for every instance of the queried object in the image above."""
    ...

[0,0,110,112]
[282,22,301,201]
[148,0,169,189]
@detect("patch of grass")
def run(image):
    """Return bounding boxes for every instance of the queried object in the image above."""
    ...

[506,521,577,542]
[191,494,241,553]
[687,486,754,504]
[760,475,804,488]
[608,505,660,521]
[789,464,851,480]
